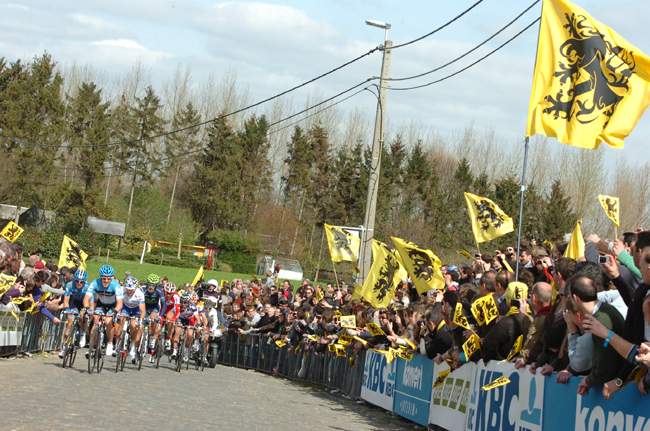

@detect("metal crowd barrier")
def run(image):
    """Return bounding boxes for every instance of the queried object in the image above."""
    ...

[0,310,65,356]
[218,332,366,398]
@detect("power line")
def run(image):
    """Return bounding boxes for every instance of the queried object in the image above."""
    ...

[388,18,540,91]
[0,1,490,150]
[387,0,485,50]
[388,0,540,82]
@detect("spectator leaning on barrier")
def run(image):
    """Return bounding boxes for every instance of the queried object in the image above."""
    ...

[569,275,626,398]
[514,282,553,370]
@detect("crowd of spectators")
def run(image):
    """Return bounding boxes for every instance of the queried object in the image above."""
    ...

[210,232,650,400]
[2,228,649,402]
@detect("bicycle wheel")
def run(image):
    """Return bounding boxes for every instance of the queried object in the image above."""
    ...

[199,338,206,372]
[137,329,148,371]
[115,330,126,373]
[88,326,101,374]
[175,331,185,372]
[95,330,105,374]
[120,331,129,372]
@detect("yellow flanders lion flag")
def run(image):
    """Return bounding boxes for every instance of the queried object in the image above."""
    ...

[527,0,650,150]
[564,219,585,260]
[392,237,445,295]
[324,223,360,262]
[598,195,620,227]
[0,221,23,242]
[360,242,407,308]
[58,235,88,270]
[464,192,514,244]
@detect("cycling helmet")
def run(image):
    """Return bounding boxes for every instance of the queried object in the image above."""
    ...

[164,282,176,294]
[180,292,191,303]
[189,292,199,303]
[98,265,114,277]
[74,270,88,282]
[123,276,139,292]
[147,274,160,285]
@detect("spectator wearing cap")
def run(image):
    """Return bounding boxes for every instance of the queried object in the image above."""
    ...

[34,261,46,272]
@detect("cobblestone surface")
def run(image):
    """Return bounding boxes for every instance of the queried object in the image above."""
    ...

[0,352,418,431]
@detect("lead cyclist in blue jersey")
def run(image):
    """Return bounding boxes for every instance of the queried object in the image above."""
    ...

[143,274,166,362]
[59,270,91,358]
[85,264,123,357]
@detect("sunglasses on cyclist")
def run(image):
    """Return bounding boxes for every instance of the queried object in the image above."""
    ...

[101,277,112,281]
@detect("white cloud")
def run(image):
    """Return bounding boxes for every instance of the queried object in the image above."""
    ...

[90,39,147,50]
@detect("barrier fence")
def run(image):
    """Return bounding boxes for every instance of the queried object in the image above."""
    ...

[217,333,366,398]
[2,314,647,431]
[0,310,65,356]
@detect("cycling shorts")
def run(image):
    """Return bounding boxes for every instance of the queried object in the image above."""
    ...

[94,300,116,315]
[179,316,195,327]
[145,306,160,317]
[119,306,141,318]
[69,299,85,315]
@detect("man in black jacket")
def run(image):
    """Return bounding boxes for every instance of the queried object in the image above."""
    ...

[423,303,453,359]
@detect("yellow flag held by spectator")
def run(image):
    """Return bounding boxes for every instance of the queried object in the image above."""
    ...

[464,192,514,244]
[58,235,88,270]
[0,221,23,242]
[192,266,204,287]
[360,242,407,308]
[392,237,445,295]
[564,220,585,260]
[526,0,650,150]
[324,224,360,262]
[598,195,620,227]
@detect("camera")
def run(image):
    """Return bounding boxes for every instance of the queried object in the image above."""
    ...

[598,255,610,264]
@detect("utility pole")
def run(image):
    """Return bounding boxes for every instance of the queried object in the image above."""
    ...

[360,37,392,281]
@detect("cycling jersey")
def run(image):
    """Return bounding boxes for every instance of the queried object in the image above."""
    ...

[163,293,181,320]
[64,280,91,302]
[86,278,123,305]
[143,286,166,311]
[122,288,145,309]
[178,303,199,323]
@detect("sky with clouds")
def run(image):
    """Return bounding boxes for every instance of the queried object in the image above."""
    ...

[2,0,649,164]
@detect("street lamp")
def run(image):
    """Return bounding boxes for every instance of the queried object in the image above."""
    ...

[360,21,393,282]
[365,20,391,42]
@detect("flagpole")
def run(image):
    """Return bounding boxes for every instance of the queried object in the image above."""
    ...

[515,137,530,282]
[332,263,340,292]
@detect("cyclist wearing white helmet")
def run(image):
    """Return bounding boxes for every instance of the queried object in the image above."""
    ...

[143,274,166,362]
[162,282,180,352]
[117,276,146,362]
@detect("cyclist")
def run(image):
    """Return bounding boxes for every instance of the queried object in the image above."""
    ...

[201,296,221,364]
[59,270,91,358]
[171,292,198,363]
[162,282,180,352]
[143,274,166,362]
[85,264,123,357]
[117,276,146,363]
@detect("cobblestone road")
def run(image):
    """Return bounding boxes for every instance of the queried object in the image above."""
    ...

[0,352,416,431]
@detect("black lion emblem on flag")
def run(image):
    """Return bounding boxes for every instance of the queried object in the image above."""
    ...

[544,13,636,127]
[373,254,398,303]
[474,199,507,232]
[332,228,354,256]
[407,248,434,282]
